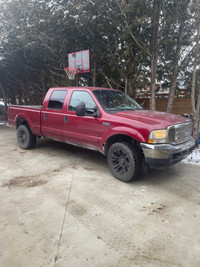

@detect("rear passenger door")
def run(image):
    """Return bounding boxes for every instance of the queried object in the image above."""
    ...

[41,90,67,141]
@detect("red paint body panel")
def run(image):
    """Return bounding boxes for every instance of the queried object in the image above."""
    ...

[8,87,191,154]
[7,106,42,136]
[112,110,187,128]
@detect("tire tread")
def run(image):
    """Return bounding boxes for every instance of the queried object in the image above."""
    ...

[17,124,36,149]
[107,141,142,182]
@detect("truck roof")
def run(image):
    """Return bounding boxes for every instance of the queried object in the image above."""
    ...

[49,86,116,91]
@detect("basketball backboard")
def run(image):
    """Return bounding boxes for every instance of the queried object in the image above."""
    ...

[68,49,90,73]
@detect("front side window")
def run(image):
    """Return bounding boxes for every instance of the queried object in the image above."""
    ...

[48,90,67,110]
[69,91,96,111]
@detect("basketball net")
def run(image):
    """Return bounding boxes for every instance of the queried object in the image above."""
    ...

[64,67,78,80]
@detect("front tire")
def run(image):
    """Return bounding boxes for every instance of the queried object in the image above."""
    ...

[17,125,36,149]
[107,142,141,182]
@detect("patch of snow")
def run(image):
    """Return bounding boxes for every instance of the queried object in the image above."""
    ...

[64,10,69,15]
[182,148,200,165]
[141,186,147,192]
[0,122,9,126]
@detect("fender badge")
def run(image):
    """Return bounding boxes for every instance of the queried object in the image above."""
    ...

[102,122,111,126]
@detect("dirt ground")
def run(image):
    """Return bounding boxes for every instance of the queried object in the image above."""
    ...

[0,125,200,267]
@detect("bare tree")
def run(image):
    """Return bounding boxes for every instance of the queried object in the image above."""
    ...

[150,0,162,110]
[117,0,162,107]
[166,0,190,113]
[190,10,200,145]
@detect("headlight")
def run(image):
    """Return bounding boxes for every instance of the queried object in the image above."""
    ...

[148,129,168,144]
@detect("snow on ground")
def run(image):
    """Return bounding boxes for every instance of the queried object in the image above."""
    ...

[182,148,200,165]
[0,122,9,126]
[0,121,9,127]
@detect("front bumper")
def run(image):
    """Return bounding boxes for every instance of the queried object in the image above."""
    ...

[141,137,195,169]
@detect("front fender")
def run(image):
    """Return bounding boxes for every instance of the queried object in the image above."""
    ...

[102,126,146,144]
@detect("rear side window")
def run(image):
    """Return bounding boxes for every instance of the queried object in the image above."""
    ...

[69,91,96,111]
[48,90,67,110]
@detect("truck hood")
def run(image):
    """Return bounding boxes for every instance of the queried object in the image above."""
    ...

[112,109,190,129]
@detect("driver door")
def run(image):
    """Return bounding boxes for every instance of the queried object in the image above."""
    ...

[63,90,101,150]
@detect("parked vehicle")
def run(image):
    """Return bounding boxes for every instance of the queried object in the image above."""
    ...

[8,87,195,182]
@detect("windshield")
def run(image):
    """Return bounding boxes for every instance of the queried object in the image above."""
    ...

[93,90,142,112]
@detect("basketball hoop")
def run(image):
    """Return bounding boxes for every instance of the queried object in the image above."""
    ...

[64,67,78,80]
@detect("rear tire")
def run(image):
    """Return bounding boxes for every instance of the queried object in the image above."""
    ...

[107,142,142,182]
[17,125,36,149]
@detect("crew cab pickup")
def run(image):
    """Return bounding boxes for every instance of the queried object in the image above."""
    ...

[8,87,195,182]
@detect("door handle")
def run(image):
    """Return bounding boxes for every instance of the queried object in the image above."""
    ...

[43,113,47,120]
[64,115,67,123]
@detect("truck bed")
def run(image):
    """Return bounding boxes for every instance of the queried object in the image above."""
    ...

[8,105,42,136]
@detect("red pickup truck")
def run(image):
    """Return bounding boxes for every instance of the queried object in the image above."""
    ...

[8,87,195,182]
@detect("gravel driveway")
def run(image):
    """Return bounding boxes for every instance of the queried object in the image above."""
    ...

[0,125,200,267]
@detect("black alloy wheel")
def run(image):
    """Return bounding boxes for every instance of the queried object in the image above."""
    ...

[107,142,141,182]
[17,124,36,149]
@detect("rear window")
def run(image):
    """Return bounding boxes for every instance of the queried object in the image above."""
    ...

[48,90,67,110]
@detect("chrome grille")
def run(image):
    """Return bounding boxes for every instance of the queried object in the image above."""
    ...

[168,122,192,144]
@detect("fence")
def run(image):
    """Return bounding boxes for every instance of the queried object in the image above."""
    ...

[136,98,192,115]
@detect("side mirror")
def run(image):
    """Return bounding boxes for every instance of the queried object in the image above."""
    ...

[75,102,86,116]
[86,106,100,118]
[75,102,100,118]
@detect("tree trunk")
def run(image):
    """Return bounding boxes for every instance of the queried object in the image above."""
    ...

[92,59,97,87]
[21,86,29,105]
[150,0,161,110]
[41,71,47,102]
[190,13,200,145]
[0,83,8,121]
[125,78,135,97]
[192,117,199,146]
[128,80,133,97]
[125,77,128,94]
[150,57,157,110]
[166,22,184,113]
[166,0,190,113]
[75,73,79,86]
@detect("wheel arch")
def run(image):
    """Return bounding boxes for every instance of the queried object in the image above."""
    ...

[104,134,142,156]
[16,116,30,129]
